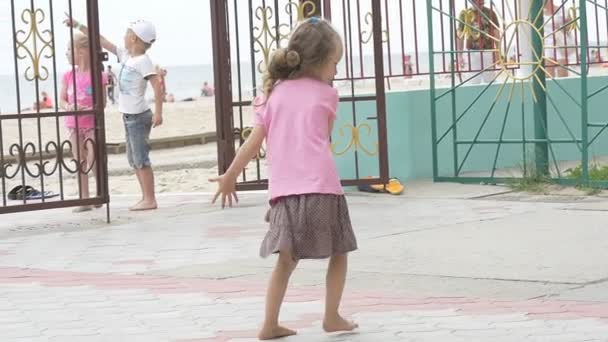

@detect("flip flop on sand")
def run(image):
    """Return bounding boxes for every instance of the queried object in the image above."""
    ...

[357,183,382,193]
[26,189,59,200]
[385,178,404,195]
[370,183,385,192]
[7,185,25,200]
[358,177,404,195]
[7,185,59,200]
[358,176,385,193]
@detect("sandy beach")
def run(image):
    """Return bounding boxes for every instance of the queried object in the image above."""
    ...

[2,66,608,203]
[3,64,606,153]
[0,96,264,202]
[0,96,243,149]
[0,140,269,207]
[0,72,498,155]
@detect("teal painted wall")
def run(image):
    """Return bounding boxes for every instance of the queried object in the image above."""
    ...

[334,76,608,181]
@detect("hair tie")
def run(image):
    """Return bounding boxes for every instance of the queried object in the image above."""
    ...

[308,16,320,24]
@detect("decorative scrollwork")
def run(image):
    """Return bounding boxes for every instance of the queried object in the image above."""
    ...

[22,142,42,178]
[59,139,79,174]
[59,138,97,175]
[3,144,23,179]
[253,2,317,74]
[253,6,288,74]
[361,12,389,44]
[42,141,61,176]
[285,0,317,22]
[331,123,378,156]
[14,8,54,82]
[80,138,97,174]
[2,143,40,179]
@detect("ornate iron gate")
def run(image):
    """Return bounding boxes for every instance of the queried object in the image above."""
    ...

[0,0,109,215]
[428,0,608,187]
[211,0,389,190]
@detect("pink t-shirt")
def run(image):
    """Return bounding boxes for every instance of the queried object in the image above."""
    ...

[62,70,107,129]
[254,78,343,200]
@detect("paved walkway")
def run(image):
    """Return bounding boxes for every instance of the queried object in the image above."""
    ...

[0,183,607,341]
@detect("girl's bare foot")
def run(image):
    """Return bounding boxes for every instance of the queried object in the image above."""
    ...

[72,205,93,213]
[129,199,143,209]
[322,315,358,333]
[258,325,297,340]
[129,200,157,211]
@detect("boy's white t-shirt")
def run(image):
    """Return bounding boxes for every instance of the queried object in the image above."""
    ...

[117,47,156,114]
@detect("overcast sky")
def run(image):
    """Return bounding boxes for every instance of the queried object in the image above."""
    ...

[0,0,212,75]
[0,0,448,76]
[0,1,605,76]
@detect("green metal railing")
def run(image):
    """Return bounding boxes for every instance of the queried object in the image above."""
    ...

[428,0,608,187]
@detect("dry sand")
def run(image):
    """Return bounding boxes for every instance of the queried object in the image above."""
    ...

[0,96,254,150]
[2,68,608,204]
[0,97,263,204]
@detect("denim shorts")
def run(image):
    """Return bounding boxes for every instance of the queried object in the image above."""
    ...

[123,110,153,169]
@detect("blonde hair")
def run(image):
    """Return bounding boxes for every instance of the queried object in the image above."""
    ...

[72,32,89,50]
[262,17,341,99]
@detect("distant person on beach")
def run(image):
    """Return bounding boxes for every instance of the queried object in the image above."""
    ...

[60,32,108,212]
[106,65,117,104]
[456,0,499,84]
[544,1,574,78]
[65,15,164,211]
[32,91,54,110]
[211,18,358,340]
[201,81,214,97]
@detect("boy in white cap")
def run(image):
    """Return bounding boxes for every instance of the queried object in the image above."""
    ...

[65,15,163,211]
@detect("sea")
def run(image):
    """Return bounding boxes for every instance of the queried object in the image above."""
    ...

[0,64,215,113]
[0,52,440,113]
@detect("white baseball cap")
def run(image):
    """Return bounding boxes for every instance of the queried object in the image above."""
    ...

[129,20,156,44]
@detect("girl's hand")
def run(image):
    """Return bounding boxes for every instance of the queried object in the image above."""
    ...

[209,174,239,209]
[63,13,78,28]
[65,104,93,111]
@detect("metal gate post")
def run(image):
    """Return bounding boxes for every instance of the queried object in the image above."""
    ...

[531,0,549,176]
[86,0,110,222]
[371,0,389,183]
[426,0,439,180]
[580,2,589,185]
[210,0,235,175]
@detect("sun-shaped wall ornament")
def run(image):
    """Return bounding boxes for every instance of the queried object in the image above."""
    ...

[427,0,590,182]
[495,1,579,100]
[498,20,544,82]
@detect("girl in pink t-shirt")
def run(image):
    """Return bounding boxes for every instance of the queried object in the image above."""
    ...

[211,18,357,340]
[60,32,107,212]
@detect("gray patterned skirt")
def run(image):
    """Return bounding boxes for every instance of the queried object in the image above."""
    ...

[260,194,358,260]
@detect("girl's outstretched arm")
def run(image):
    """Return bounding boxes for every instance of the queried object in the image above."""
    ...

[210,126,266,208]
[64,13,117,56]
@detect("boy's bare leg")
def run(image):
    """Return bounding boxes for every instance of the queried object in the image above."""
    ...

[130,167,157,211]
